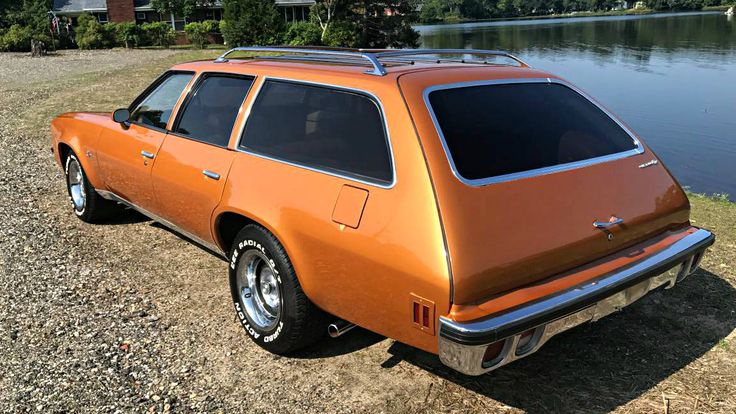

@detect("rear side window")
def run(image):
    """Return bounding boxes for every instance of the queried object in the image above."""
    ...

[427,82,639,182]
[130,72,192,130]
[240,80,393,185]
[174,74,253,147]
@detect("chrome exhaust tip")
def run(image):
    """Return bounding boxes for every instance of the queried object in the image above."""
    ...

[328,320,356,338]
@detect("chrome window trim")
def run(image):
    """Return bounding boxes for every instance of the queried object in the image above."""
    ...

[422,78,645,187]
[235,76,397,190]
[169,71,256,149]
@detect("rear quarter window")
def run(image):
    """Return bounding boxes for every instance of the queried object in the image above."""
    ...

[239,80,393,185]
[427,82,641,183]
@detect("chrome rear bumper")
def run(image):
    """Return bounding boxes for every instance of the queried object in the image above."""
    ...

[438,228,715,376]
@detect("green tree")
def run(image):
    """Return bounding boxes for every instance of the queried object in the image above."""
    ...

[150,0,213,26]
[221,0,284,46]
[0,24,34,51]
[142,21,176,47]
[284,21,323,45]
[312,0,419,48]
[322,20,360,46]
[312,0,343,42]
[110,22,142,48]
[184,20,215,48]
[75,13,114,49]
[357,0,420,47]
[0,0,53,51]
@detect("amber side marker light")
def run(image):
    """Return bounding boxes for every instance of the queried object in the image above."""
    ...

[410,294,435,334]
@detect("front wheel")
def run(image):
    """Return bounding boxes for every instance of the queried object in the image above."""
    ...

[228,224,328,354]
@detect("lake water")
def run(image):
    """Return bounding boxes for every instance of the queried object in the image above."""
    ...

[416,12,736,199]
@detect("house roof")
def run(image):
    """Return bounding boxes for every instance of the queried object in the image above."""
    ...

[53,0,315,13]
[52,0,107,13]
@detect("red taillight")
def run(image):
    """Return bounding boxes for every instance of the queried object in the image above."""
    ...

[518,329,535,349]
[482,341,505,364]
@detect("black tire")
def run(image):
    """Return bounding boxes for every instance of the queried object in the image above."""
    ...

[228,224,328,354]
[64,152,118,223]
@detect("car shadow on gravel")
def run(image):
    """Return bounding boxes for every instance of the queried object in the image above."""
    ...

[100,208,150,225]
[384,269,736,413]
[148,221,229,260]
[293,328,387,358]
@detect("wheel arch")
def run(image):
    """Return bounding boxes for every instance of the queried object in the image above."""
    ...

[54,118,106,190]
[214,211,260,254]
[57,142,73,167]
[213,210,292,260]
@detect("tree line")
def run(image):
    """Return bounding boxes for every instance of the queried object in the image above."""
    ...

[1,0,732,52]
[0,0,420,52]
[418,0,733,22]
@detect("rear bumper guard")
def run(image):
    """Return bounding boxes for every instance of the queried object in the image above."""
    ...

[438,228,715,376]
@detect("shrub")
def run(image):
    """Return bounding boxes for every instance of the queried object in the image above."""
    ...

[75,13,114,49]
[203,19,220,33]
[142,21,176,47]
[221,0,284,46]
[0,24,34,52]
[322,21,359,48]
[184,20,215,49]
[110,22,142,48]
[284,21,322,46]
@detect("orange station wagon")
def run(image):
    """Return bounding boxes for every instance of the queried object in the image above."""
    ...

[51,47,715,376]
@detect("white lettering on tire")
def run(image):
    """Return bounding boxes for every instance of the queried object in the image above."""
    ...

[232,238,283,342]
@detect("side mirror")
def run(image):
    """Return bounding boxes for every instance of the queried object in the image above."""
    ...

[112,108,130,126]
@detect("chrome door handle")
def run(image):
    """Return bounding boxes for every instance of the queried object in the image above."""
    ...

[141,150,155,159]
[202,170,220,180]
[593,217,624,229]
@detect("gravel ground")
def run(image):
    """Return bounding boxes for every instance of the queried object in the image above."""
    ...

[0,49,734,414]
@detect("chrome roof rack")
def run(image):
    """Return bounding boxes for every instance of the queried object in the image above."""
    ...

[213,47,530,76]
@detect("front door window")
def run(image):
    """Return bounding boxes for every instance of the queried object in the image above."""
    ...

[130,73,193,130]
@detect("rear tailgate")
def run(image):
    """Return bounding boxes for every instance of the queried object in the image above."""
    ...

[399,67,690,305]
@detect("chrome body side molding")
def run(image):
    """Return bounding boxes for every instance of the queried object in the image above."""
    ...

[96,189,227,258]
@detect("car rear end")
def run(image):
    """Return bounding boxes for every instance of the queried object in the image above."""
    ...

[398,66,714,375]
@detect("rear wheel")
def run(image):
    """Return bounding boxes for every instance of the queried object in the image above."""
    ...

[64,152,118,223]
[229,224,328,354]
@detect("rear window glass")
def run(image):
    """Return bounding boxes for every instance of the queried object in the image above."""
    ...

[239,80,392,185]
[427,83,639,182]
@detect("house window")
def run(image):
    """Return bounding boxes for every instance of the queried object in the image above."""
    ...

[283,6,309,22]
[136,12,146,20]
[95,12,108,23]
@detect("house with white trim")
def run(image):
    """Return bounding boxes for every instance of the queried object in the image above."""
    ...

[51,0,315,30]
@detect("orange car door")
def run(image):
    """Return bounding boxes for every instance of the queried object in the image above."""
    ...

[97,71,194,212]
[151,74,254,243]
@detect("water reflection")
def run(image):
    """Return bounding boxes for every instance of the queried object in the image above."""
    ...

[418,12,736,199]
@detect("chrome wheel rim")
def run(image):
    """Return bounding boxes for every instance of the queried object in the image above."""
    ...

[236,250,281,330]
[67,158,86,212]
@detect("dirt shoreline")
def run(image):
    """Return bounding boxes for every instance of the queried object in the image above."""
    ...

[1,49,734,413]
